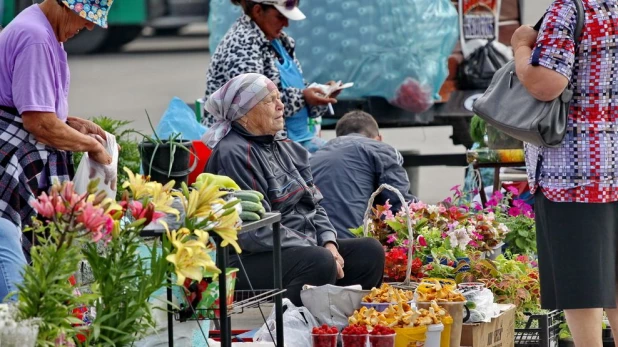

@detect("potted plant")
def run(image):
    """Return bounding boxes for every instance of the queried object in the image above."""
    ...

[138,110,195,189]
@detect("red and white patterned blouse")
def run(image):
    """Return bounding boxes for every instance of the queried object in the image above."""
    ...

[525,0,618,203]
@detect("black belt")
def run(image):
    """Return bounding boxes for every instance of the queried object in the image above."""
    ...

[0,105,18,115]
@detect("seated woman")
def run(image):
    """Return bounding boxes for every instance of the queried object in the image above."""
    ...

[204,73,385,306]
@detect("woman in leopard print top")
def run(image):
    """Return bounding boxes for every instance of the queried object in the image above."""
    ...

[204,0,340,153]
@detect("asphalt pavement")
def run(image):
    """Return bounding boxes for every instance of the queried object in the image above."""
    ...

[66,28,467,204]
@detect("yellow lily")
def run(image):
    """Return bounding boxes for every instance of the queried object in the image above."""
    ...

[192,183,227,219]
[122,167,151,199]
[166,233,220,285]
[213,210,242,254]
[149,181,180,219]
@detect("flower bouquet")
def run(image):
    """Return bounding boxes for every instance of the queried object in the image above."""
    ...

[16,168,242,345]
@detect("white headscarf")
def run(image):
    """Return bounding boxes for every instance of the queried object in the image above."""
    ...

[201,73,277,148]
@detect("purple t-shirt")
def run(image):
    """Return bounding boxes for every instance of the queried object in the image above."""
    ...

[0,5,69,121]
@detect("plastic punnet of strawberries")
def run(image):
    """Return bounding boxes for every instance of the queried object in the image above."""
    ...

[312,324,338,347]
[341,325,369,347]
[369,325,396,347]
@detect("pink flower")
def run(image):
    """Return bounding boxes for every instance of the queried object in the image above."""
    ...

[77,203,108,235]
[473,202,483,211]
[438,205,447,214]
[409,201,427,211]
[31,192,55,218]
[492,191,504,201]
[486,198,499,208]
[383,209,394,220]
[128,200,161,224]
[508,206,521,217]
[386,234,397,244]
[516,255,529,263]
[382,199,392,213]
[417,235,427,247]
[507,186,519,196]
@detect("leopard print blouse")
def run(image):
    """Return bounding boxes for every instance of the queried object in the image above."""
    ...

[203,15,326,127]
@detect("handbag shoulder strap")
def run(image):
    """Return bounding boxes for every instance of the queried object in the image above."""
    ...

[533,0,585,44]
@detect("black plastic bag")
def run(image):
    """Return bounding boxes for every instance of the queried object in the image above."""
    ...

[458,41,509,90]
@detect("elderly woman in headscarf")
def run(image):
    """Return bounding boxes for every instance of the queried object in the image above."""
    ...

[0,0,115,300]
[204,73,385,306]
[204,0,341,154]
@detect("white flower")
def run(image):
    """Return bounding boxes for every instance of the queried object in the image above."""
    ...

[449,227,472,250]
[466,225,476,233]
[498,223,509,233]
[427,205,440,215]
[486,212,495,221]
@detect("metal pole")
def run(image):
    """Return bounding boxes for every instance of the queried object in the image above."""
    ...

[167,265,174,346]
[216,236,231,347]
[272,221,284,347]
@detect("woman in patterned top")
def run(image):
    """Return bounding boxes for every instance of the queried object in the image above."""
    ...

[514,0,618,344]
[204,0,341,153]
[0,0,114,300]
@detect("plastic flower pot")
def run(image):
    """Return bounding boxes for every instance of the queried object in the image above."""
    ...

[312,333,338,347]
[139,139,196,189]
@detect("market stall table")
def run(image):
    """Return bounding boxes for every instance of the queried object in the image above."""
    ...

[141,201,285,347]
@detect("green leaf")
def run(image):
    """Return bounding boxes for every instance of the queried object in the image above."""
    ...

[222,199,241,209]
[517,229,529,237]
[145,109,161,143]
[220,208,237,217]
[515,238,526,249]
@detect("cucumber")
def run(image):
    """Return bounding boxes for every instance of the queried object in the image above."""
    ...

[234,191,261,203]
[244,190,264,200]
[240,211,261,222]
[241,201,263,213]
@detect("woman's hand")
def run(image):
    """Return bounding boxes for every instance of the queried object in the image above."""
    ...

[303,87,337,107]
[511,25,538,52]
[67,117,106,139]
[326,81,343,99]
[325,242,344,279]
[88,143,112,165]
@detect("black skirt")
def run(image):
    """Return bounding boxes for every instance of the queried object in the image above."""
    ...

[535,190,618,310]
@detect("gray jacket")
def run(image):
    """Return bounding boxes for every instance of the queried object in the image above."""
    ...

[309,134,416,238]
[205,123,337,253]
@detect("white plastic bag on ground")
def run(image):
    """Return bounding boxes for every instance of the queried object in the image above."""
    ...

[74,131,118,199]
[300,284,367,331]
[254,299,318,347]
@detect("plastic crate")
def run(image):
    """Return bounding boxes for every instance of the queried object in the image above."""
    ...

[515,310,562,347]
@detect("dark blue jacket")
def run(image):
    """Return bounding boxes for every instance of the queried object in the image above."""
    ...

[206,123,337,253]
[309,134,416,238]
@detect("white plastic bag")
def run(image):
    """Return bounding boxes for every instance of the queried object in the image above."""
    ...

[462,288,495,323]
[74,132,118,199]
[254,299,318,347]
[300,284,367,331]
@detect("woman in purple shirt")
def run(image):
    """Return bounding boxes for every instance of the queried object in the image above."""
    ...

[0,0,115,300]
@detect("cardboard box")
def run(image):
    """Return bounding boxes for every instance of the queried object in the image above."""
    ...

[460,304,516,347]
